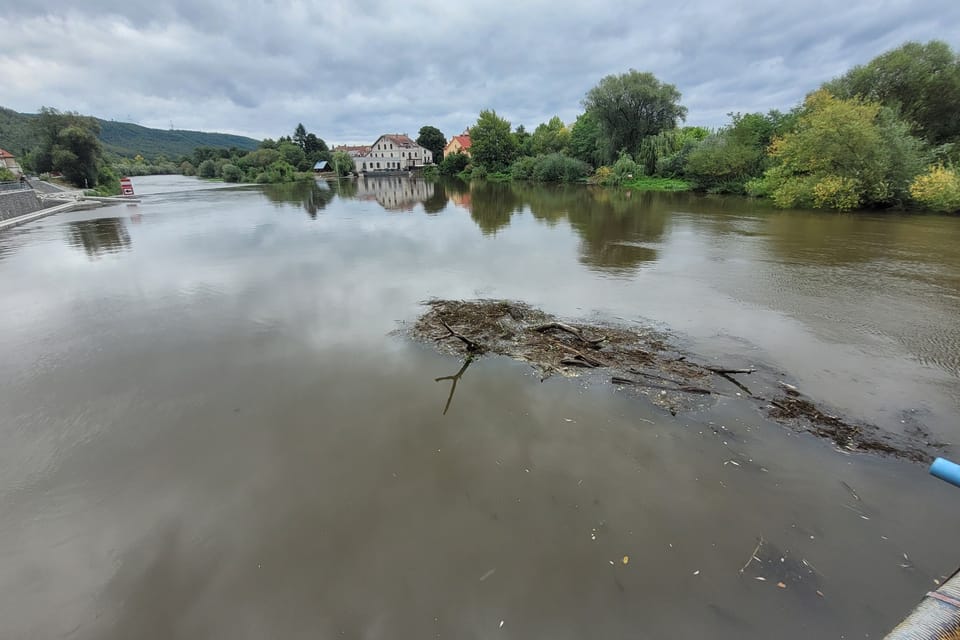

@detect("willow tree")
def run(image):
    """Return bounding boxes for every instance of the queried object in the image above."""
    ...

[583,70,687,159]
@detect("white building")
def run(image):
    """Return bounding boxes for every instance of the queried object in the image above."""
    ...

[351,134,433,173]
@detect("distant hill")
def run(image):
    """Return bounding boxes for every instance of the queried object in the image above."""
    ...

[0,107,260,159]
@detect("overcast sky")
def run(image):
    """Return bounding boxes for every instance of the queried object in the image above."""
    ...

[1,1,958,145]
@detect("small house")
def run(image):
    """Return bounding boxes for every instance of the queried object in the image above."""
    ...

[313,160,333,174]
[0,149,22,176]
[443,132,472,158]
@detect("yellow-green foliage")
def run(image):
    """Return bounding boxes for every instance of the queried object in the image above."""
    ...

[591,166,613,184]
[759,90,923,210]
[812,175,862,211]
[910,164,960,212]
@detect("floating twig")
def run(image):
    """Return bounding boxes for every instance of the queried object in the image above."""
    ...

[739,536,765,575]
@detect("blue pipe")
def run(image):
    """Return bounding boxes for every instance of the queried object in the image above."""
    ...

[930,458,960,489]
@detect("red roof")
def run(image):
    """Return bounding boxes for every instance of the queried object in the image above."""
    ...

[335,145,372,156]
[451,135,471,150]
[381,134,418,148]
[0,148,14,159]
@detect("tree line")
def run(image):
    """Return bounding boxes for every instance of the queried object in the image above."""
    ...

[433,40,960,212]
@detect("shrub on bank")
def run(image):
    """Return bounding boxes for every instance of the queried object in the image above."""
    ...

[910,164,960,212]
[221,164,243,183]
[509,154,590,183]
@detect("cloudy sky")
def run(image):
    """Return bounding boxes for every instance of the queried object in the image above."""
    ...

[1,0,958,145]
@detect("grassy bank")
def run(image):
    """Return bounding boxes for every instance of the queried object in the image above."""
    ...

[620,176,691,191]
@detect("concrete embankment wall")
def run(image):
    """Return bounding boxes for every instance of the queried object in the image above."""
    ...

[0,190,44,222]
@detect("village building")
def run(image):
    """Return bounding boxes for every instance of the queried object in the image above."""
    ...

[443,132,472,158]
[348,135,433,173]
[0,149,23,176]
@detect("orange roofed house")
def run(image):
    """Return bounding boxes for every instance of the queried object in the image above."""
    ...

[443,132,471,158]
[0,149,22,176]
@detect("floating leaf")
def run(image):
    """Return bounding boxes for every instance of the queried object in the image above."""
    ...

[622,556,629,565]
[777,582,787,589]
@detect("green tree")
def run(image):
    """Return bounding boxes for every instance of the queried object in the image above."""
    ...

[331,150,355,176]
[303,133,329,161]
[277,141,306,168]
[197,159,218,178]
[568,112,604,167]
[583,70,687,158]
[823,40,960,146]
[293,123,308,150]
[31,107,105,187]
[470,110,517,173]
[513,125,532,157]
[530,116,571,156]
[758,90,927,210]
[416,126,446,163]
[221,164,243,182]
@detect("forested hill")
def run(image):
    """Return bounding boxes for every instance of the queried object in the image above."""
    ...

[0,107,259,159]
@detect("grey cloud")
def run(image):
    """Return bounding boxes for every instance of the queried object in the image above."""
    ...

[1,0,958,144]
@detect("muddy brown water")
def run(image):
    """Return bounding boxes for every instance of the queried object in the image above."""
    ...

[1,174,959,639]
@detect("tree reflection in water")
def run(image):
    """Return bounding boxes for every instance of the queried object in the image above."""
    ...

[66,217,132,259]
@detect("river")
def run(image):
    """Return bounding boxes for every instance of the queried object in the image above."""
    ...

[1,174,958,639]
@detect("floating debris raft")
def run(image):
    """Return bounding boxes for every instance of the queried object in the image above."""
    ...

[406,299,940,462]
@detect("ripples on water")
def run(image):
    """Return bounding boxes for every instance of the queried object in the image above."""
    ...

[1,175,959,640]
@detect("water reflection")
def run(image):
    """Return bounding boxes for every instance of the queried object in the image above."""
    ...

[524,185,671,272]
[66,217,131,258]
[467,181,521,235]
[355,176,437,211]
[451,180,670,271]
[261,181,336,219]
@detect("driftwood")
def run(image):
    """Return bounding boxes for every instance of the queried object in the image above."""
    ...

[612,376,714,395]
[437,317,486,353]
[552,340,609,368]
[704,366,756,375]
[561,357,599,368]
[532,322,606,347]
[627,368,687,386]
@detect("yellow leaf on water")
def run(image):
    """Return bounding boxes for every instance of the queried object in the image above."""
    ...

[622,556,629,565]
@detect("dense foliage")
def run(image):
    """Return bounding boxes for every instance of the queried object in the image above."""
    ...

[173,124,332,184]
[752,90,926,210]
[823,40,960,147]
[0,106,258,161]
[416,126,446,163]
[469,110,517,173]
[910,165,960,212]
[583,70,688,160]
[510,153,590,183]
[30,108,105,188]
[439,152,470,177]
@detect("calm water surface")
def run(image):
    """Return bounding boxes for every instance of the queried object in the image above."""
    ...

[2,175,959,639]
